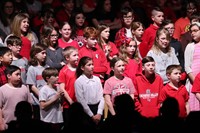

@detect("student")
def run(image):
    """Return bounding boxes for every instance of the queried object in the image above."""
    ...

[40,25,66,71]
[134,56,163,118]
[192,72,200,103]
[7,35,28,84]
[119,38,142,84]
[39,67,64,133]
[131,21,145,47]
[0,47,12,86]
[0,65,32,130]
[114,6,135,48]
[159,65,189,118]
[147,27,179,84]
[58,46,79,131]
[26,44,48,120]
[74,56,105,132]
[139,7,164,58]
[103,57,135,116]
[78,27,108,84]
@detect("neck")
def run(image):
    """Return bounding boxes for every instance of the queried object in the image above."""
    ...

[168,81,179,88]
[114,74,124,80]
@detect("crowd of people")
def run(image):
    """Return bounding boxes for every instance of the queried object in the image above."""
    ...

[1,0,200,132]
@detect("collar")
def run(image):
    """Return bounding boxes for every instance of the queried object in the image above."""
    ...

[82,74,96,83]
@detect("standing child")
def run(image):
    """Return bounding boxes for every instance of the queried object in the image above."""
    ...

[26,44,48,119]
[103,57,135,116]
[58,46,79,131]
[7,35,28,84]
[0,65,32,130]
[74,56,105,132]
[0,47,12,86]
[39,67,64,133]
[159,65,189,118]
[134,56,163,118]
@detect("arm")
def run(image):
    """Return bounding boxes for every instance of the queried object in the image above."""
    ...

[60,83,74,105]
[30,85,39,99]
[0,108,7,131]
[185,101,190,115]
[104,95,115,116]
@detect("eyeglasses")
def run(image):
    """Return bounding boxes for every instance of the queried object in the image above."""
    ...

[50,34,59,37]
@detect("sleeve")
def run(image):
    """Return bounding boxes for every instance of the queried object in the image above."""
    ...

[191,74,200,93]
[173,20,181,40]
[46,56,62,69]
[39,87,48,102]
[184,43,194,74]
[128,78,136,94]
[114,28,126,48]
[58,68,66,83]
[133,80,142,112]
[74,79,94,117]
[93,50,108,73]
[103,79,112,95]
[26,66,36,85]
[158,87,167,104]
[171,48,180,65]
[97,78,105,115]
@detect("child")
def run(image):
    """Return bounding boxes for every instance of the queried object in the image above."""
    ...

[103,57,135,116]
[134,56,163,118]
[139,7,164,58]
[40,25,66,71]
[0,47,12,86]
[159,65,189,118]
[131,21,145,47]
[58,46,79,130]
[7,35,28,84]
[39,67,64,133]
[26,44,48,119]
[78,26,108,84]
[192,72,200,102]
[74,56,105,131]
[0,65,32,130]
[114,6,135,48]
[58,22,79,49]
[119,38,142,84]
[147,27,179,84]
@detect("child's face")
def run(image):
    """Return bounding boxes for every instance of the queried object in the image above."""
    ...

[8,69,21,86]
[48,75,58,86]
[190,25,200,42]
[101,28,110,40]
[50,30,58,45]
[164,23,175,37]
[113,60,125,76]
[59,23,72,39]
[75,13,85,27]
[8,43,22,55]
[167,69,181,83]
[67,50,79,67]
[86,37,97,48]
[143,61,155,75]
[152,11,164,26]
[81,60,94,77]
[126,40,137,57]
[20,18,29,33]
[123,12,134,26]
[132,25,144,39]
[35,50,46,63]
[157,33,169,49]
[0,51,13,65]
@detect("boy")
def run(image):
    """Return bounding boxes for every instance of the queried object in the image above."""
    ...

[114,6,135,48]
[78,26,108,84]
[7,35,28,84]
[58,46,78,130]
[0,65,32,130]
[139,7,164,58]
[134,56,163,118]
[0,47,13,86]
[159,65,189,118]
[39,67,64,133]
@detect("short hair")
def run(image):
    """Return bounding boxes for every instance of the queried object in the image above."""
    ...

[0,47,12,56]
[166,65,182,75]
[142,56,155,66]
[83,27,97,39]
[4,65,21,76]
[62,46,78,58]
[110,56,123,68]
[42,67,58,82]
[120,6,134,17]
[151,6,163,16]
[161,19,174,28]
[6,35,22,46]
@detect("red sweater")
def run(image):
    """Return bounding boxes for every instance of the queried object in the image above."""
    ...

[134,73,163,118]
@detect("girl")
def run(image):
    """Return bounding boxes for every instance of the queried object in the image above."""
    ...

[103,57,135,116]
[185,22,200,111]
[131,21,144,47]
[69,8,87,48]
[97,24,118,62]
[40,25,65,71]
[74,56,105,132]
[58,21,79,49]
[4,13,39,60]
[119,38,142,84]
[26,44,48,120]
[147,27,179,84]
